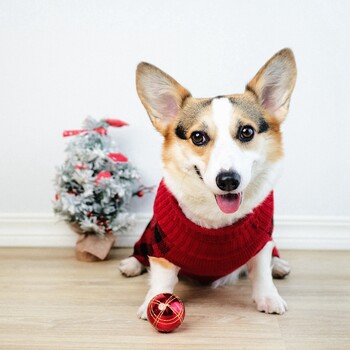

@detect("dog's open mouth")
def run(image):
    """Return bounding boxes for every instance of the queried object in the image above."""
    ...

[215,193,242,214]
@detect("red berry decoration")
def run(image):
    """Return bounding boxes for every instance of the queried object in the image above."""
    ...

[108,153,128,163]
[95,171,112,183]
[147,293,185,333]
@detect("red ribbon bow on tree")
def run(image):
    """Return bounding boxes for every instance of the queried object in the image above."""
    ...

[63,119,129,138]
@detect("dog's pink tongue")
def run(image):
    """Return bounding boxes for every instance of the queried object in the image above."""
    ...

[215,193,241,214]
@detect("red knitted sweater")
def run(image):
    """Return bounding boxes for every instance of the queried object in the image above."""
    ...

[132,181,279,284]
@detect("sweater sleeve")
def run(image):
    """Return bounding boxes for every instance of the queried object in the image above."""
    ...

[131,217,156,267]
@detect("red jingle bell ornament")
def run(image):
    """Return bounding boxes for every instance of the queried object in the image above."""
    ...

[147,293,185,333]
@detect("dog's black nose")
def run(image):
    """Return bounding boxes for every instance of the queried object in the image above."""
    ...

[216,171,241,192]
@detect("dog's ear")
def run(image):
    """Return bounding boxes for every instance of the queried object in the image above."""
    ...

[136,62,191,135]
[246,48,297,123]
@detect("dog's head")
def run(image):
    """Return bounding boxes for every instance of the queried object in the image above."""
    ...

[136,49,296,215]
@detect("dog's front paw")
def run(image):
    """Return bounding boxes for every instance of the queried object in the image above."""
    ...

[118,257,145,277]
[253,291,288,315]
[137,300,149,320]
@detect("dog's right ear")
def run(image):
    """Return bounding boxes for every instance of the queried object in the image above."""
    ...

[136,63,191,135]
[246,48,297,124]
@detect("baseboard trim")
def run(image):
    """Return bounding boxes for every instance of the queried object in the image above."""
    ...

[0,213,349,250]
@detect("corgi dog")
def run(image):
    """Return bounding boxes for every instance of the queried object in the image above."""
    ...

[119,48,297,319]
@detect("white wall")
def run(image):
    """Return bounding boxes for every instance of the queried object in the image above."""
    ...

[0,1,349,225]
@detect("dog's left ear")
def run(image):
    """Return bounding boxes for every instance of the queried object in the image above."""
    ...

[136,62,191,135]
[246,48,297,123]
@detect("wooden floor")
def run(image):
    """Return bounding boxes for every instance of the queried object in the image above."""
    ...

[0,248,349,350]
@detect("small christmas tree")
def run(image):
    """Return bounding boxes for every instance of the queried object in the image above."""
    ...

[54,117,150,261]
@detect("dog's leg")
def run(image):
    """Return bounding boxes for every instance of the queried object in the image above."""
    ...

[247,241,288,314]
[137,257,180,320]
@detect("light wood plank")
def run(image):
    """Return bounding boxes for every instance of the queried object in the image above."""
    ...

[0,248,349,349]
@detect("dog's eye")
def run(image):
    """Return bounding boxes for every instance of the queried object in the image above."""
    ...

[190,131,210,146]
[238,125,255,142]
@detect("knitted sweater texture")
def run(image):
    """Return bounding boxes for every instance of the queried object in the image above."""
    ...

[132,181,279,284]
